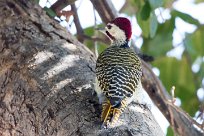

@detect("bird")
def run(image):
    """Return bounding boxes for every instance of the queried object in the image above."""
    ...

[95,17,143,128]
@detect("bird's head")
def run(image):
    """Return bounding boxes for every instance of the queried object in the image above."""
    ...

[101,17,132,44]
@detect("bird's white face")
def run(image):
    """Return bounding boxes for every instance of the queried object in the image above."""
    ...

[105,23,126,42]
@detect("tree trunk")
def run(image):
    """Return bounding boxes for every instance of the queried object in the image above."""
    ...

[0,0,164,135]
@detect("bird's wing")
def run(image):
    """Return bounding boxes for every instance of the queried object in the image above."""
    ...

[105,65,141,107]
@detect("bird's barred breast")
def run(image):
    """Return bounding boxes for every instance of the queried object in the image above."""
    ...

[96,46,142,102]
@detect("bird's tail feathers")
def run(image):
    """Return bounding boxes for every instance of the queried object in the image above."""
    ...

[101,99,127,128]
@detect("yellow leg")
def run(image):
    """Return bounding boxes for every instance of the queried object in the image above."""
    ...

[101,100,113,128]
[109,99,128,127]
[109,108,121,127]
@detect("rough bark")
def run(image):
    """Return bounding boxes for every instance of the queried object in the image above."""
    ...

[0,0,164,136]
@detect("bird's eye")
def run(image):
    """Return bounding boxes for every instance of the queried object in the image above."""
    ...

[107,24,112,29]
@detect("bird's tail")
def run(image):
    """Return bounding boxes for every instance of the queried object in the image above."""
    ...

[101,100,127,128]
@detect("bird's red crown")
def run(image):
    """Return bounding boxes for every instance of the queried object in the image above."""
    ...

[111,17,132,40]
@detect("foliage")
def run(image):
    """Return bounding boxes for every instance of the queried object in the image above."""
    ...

[43,7,57,17]
[153,56,197,115]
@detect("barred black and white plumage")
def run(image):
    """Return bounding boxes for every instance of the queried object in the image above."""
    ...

[96,45,142,105]
[95,17,142,128]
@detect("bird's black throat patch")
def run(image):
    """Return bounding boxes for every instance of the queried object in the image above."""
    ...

[120,40,129,48]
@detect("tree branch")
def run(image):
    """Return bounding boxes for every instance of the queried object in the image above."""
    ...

[90,0,117,24]
[50,0,77,12]
[71,3,84,42]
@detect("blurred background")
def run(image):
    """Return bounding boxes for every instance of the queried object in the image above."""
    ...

[37,0,204,135]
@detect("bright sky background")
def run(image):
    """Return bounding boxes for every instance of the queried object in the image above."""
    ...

[39,0,204,134]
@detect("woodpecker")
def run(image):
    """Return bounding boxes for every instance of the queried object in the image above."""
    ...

[95,17,143,128]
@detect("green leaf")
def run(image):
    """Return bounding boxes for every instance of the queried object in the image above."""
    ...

[84,24,104,37]
[184,26,204,88]
[166,126,174,136]
[150,12,158,38]
[152,57,199,115]
[34,0,40,3]
[163,0,174,8]
[43,7,57,18]
[194,0,204,3]
[120,0,143,16]
[137,16,150,38]
[199,61,204,76]
[184,26,204,61]
[84,40,107,54]
[148,0,164,9]
[84,27,94,36]
[171,10,200,25]
[141,1,151,20]
[198,62,204,86]
[136,0,160,38]
[142,33,172,57]
[83,25,108,53]
[136,0,150,38]
[142,18,174,57]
